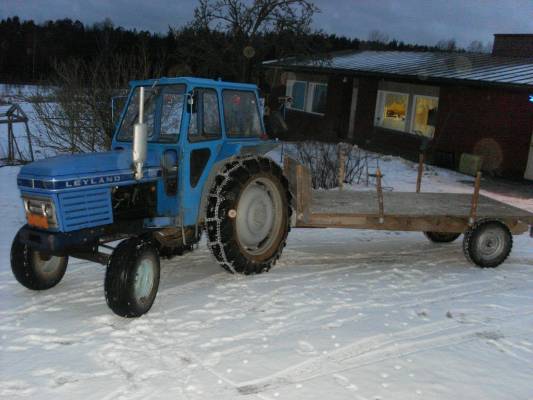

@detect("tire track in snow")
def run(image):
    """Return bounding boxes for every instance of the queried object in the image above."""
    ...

[235,309,533,395]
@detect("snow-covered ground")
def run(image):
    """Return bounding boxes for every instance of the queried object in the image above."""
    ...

[1,147,532,400]
[1,84,533,398]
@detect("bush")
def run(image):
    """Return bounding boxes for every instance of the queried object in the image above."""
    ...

[293,141,380,189]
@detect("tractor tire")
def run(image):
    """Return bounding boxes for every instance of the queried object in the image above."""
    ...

[463,219,512,268]
[105,237,160,317]
[424,231,461,243]
[10,231,68,290]
[206,156,291,275]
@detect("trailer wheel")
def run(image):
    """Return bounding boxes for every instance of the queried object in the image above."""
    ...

[463,219,512,268]
[206,156,291,274]
[105,237,160,317]
[424,231,461,243]
[10,231,68,290]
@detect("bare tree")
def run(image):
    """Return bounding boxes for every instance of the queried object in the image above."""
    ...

[192,0,318,81]
[31,48,163,154]
[436,38,457,52]
[467,40,484,53]
[368,29,389,44]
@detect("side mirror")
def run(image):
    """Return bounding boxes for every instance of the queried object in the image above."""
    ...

[187,91,198,114]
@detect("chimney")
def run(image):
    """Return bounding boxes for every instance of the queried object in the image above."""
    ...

[492,34,533,57]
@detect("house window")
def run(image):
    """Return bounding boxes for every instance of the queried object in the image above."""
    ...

[286,79,327,115]
[288,81,307,110]
[375,91,409,132]
[309,83,327,114]
[411,95,438,138]
[374,89,439,138]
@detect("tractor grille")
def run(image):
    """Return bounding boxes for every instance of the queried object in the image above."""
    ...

[58,188,113,232]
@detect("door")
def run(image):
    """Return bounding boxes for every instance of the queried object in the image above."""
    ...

[181,87,223,226]
[525,131,533,180]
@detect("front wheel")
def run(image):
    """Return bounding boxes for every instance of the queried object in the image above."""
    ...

[463,219,512,268]
[105,237,160,317]
[10,232,68,290]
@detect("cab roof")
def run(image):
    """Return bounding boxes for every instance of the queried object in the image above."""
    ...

[129,76,258,91]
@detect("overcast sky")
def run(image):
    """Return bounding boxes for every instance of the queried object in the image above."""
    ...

[1,0,532,47]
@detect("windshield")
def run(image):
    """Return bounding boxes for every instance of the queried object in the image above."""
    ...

[116,84,185,143]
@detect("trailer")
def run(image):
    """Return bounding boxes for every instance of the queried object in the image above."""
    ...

[283,156,533,268]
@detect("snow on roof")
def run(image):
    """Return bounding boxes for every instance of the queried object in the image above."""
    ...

[264,50,533,89]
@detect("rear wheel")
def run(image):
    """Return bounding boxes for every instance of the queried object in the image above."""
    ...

[105,237,160,317]
[206,157,291,274]
[10,231,68,290]
[463,219,512,268]
[424,231,461,243]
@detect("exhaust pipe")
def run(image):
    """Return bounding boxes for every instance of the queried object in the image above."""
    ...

[132,86,147,180]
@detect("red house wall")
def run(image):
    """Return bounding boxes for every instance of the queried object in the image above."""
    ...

[434,86,533,177]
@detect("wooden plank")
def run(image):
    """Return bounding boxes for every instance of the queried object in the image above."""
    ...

[295,164,312,222]
[298,213,529,235]
[310,191,533,221]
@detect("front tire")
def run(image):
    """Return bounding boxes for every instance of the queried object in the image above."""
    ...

[10,232,68,290]
[206,157,291,275]
[105,237,160,317]
[463,219,512,268]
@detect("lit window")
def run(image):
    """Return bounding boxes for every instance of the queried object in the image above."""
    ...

[375,91,409,132]
[411,96,438,138]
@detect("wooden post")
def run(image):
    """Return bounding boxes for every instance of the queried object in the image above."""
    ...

[338,147,346,190]
[376,168,384,223]
[416,153,425,193]
[469,171,482,224]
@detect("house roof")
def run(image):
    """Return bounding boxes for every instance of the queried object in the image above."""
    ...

[263,51,533,90]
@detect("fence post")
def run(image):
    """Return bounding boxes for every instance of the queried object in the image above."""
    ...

[469,171,482,224]
[416,153,425,193]
[376,168,384,224]
[338,146,346,190]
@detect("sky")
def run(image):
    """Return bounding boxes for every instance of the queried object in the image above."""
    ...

[1,0,533,47]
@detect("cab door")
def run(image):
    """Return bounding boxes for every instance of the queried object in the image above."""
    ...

[180,87,223,226]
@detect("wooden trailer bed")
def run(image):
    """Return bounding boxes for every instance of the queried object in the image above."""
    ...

[283,157,533,235]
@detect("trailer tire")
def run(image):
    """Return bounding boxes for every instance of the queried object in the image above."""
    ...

[105,237,160,317]
[10,231,68,290]
[206,156,291,275]
[463,219,512,268]
[424,231,461,243]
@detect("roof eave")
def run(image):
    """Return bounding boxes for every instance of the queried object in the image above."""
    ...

[262,63,533,92]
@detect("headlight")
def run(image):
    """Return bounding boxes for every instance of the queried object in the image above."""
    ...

[23,196,58,229]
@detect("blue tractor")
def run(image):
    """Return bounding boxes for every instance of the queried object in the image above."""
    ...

[11,77,292,317]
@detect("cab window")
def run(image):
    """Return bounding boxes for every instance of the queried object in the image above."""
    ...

[188,88,221,142]
[116,84,185,143]
[222,90,263,137]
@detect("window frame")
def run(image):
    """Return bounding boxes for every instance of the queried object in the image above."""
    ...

[285,79,327,116]
[286,79,308,111]
[307,82,328,115]
[374,90,410,133]
[221,89,264,138]
[409,94,439,138]
[187,87,222,143]
[115,83,186,144]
